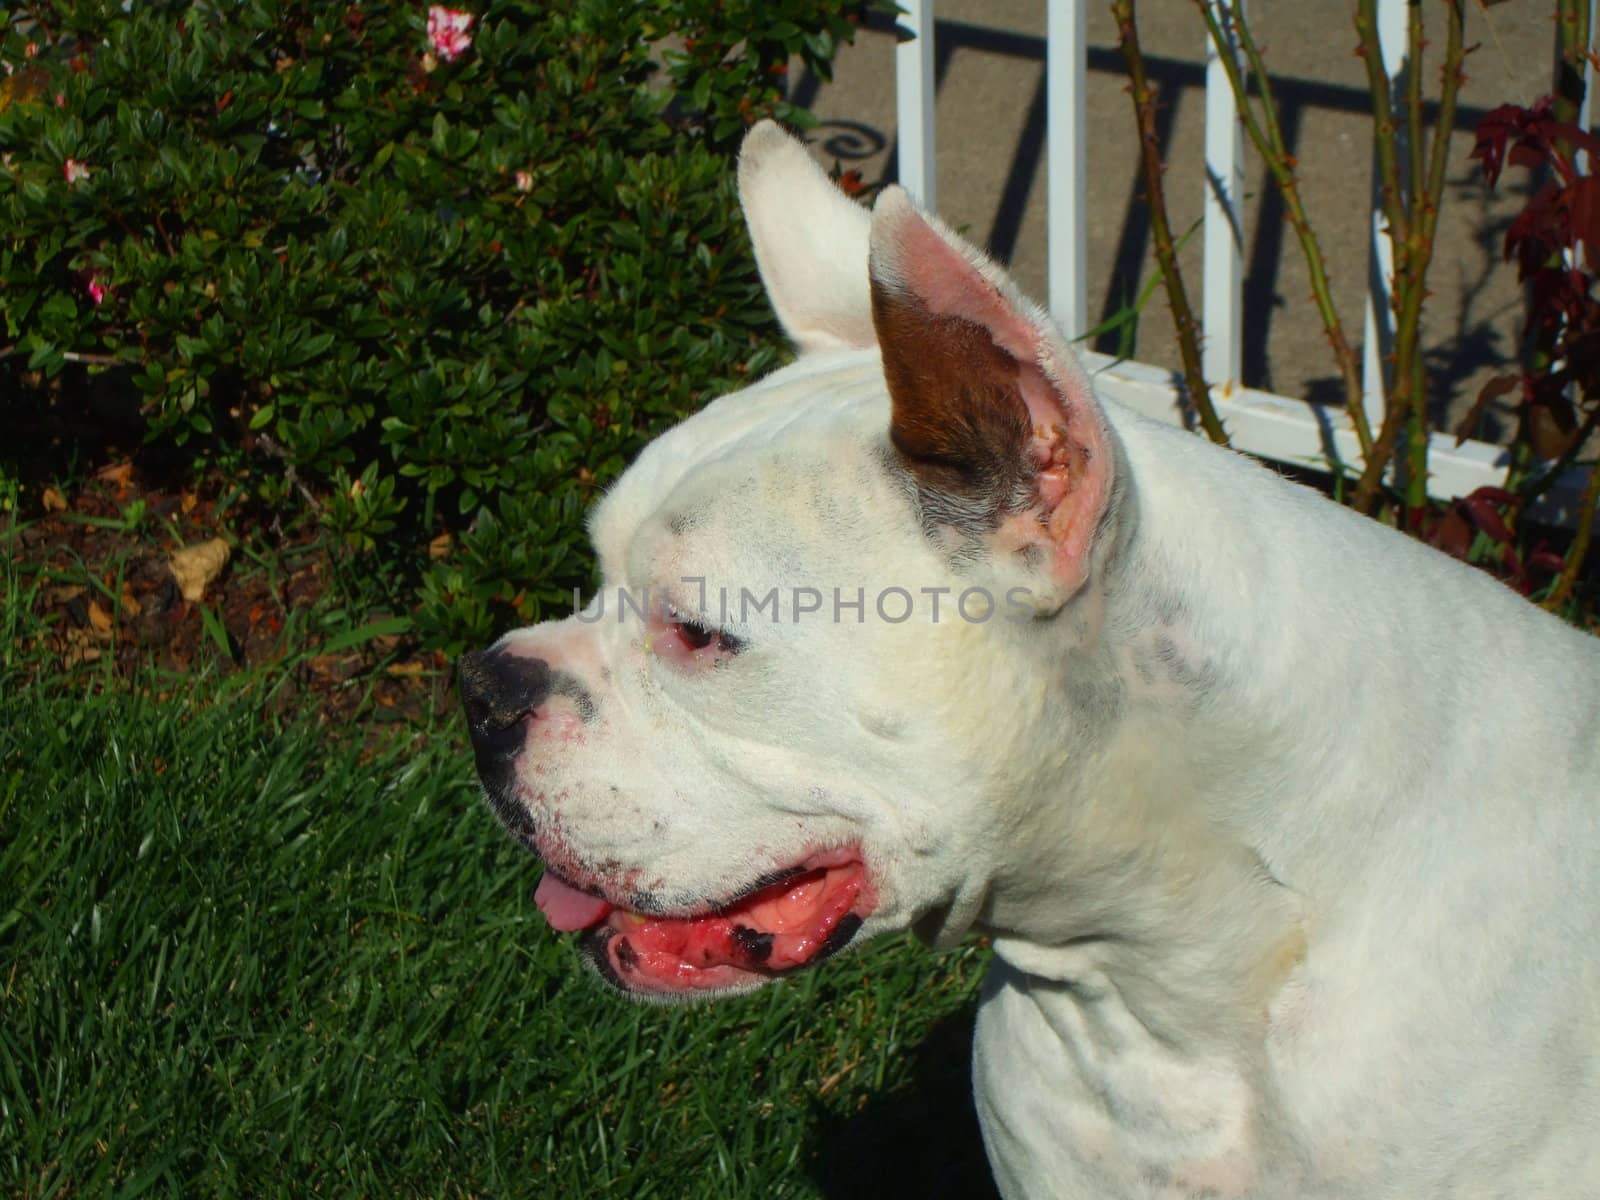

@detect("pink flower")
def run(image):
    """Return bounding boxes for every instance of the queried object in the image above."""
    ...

[427,7,473,63]
[514,169,533,194]
[63,157,90,185]
[54,93,66,107]
[86,274,109,305]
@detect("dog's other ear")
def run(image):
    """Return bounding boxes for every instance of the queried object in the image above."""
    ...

[869,187,1116,601]
[738,120,874,354]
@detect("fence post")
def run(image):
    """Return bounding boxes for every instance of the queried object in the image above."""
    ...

[1361,0,1406,446]
[1047,0,1089,338]
[1201,0,1246,393]
[1582,0,1598,174]
[895,0,938,209]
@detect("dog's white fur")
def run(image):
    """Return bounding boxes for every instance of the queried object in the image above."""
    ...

[489,123,1600,1197]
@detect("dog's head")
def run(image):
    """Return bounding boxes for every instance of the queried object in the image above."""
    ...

[460,122,1125,1000]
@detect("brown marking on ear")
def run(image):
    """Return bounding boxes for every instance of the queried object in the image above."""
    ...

[868,190,1117,594]
[872,279,1036,525]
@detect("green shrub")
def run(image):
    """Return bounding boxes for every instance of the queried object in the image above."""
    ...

[0,1,872,652]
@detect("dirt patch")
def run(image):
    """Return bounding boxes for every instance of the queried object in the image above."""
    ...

[9,462,453,729]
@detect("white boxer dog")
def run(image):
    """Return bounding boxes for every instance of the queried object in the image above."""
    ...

[459,121,1600,1198]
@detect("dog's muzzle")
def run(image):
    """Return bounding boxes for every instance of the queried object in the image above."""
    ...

[459,648,550,783]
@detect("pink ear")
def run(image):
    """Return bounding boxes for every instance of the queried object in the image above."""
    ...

[868,189,1115,597]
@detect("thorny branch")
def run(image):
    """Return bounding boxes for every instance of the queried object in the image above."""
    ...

[1113,0,1229,445]
[1547,452,1600,609]
[1193,0,1372,459]
[1351,0,1468,518]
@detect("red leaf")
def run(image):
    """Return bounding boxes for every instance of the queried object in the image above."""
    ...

[1528,548,1567,575]
[1473,97,1600,191]
[1574,176,1600,269]
[1554,120,1600,169]
[1461,488,1515,544]
[1528,268,1590,328]
[1454,372,1519,443]
[1473,102,1532,186]
[1507,142,1548,172]
[1432,506,1474,560]
[1561,326,1600,396]
[1526,390,1580,459]
[1505,181,1565,277]
[1471,487,1518,506]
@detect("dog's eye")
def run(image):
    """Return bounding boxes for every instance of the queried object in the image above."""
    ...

[677,619,715,651]
[664,609,744,658]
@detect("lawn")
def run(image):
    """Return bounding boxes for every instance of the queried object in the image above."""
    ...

[0,560,998,1199]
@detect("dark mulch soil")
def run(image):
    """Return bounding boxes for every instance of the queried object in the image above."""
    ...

[8,462,453,729]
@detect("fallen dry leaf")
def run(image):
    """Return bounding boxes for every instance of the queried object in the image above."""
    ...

[87,599,114,636]
[61,628,102,668]
[169,537,230,602]
[181,492,198,514]
[42,486,67,513]
[95,462,135,487]
[428,531,452,560]
[119,586,142,618]
[304,653,360,683]
[45,584,86,606]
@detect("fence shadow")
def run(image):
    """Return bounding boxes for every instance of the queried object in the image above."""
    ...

[799,12,1513,409]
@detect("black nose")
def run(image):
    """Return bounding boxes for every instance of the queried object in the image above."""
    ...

[458,649,552,756]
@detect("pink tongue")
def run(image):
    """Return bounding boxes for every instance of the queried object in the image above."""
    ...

[535,872,613,931]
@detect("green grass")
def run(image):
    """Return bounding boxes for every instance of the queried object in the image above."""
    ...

[0,563,996,1197]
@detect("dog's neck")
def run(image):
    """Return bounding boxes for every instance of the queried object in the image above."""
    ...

[977,405,1368,1057]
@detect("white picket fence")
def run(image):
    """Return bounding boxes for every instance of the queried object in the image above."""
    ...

[892,0,1598,520]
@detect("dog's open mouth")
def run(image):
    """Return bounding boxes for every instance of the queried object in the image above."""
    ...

[534,854,873,996]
